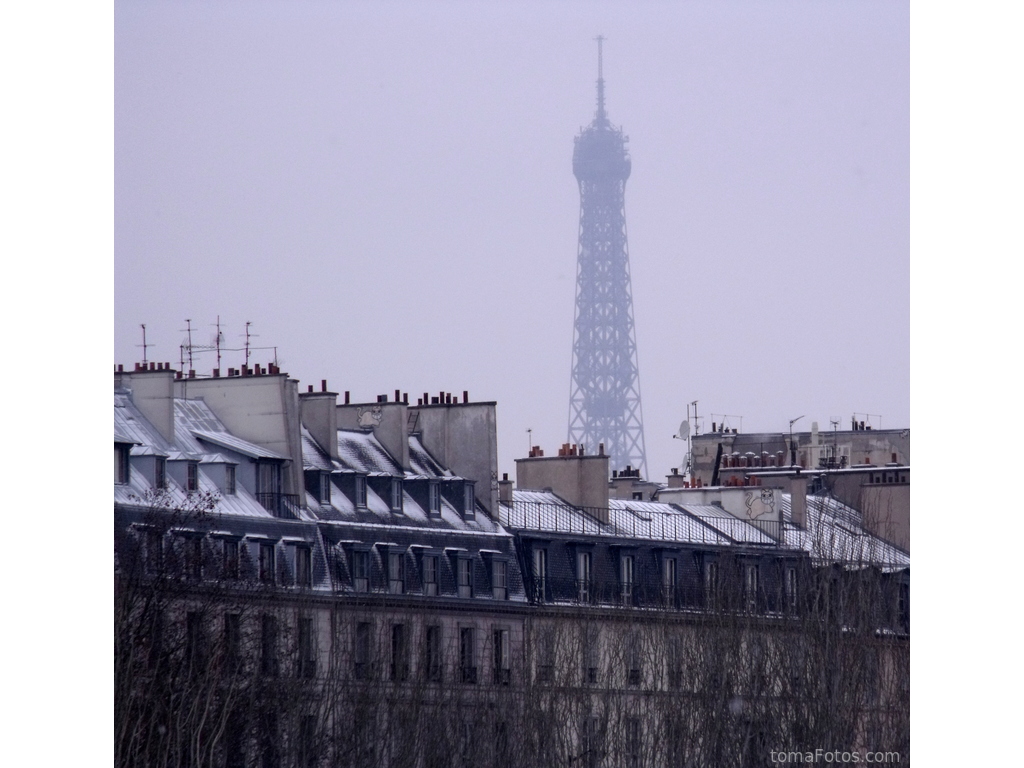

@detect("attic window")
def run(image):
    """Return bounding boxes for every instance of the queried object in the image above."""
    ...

[355,476,368,509]
[115,445,130,485]
[463,483,475,520]
[155,457,166,490]
[319,473,331,504]
[225,465,236,495]
[390,479,403,513]
[186,462,199,492]
[428,482,441,517]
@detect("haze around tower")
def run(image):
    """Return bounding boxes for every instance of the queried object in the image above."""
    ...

[112,0,910,482]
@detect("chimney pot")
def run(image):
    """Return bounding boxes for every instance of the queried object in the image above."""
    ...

[149,362,155,371]
[213,368,220,377]
[308,385,314,393]
[463,390,469,402]
[175,371,182,379]
[188,370,196,378]
[599,443,605,456]
[345,391,350,404]
[403,392,408,404]
[322,380,327,392]
[395,389,400,402]
[503,473,508,481]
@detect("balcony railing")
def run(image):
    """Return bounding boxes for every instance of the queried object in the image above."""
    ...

[256,492,300,519]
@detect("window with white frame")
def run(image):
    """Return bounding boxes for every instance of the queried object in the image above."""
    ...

[663,556,677,605]
[186,461,199,492]
[428,482,441,516]
[390,478,403,512]
[319,473,331,504]
[463,483,475,519]
[620,554,635,604]
[491,559,507,600]
[388,551,405,594]
[351,550,369,592]
[532,548,547,602]
[457,557,473,598]
[155,457,166,490]
[422,554,438,596]
[577,551,592,603]
[354,475,367,508]
[224,464,235,495]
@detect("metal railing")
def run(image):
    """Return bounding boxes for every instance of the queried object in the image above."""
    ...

[256,492,300,519]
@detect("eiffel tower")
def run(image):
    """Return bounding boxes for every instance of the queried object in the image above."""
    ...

[567,37,648,478]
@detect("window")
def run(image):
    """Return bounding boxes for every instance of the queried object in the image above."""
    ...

[260,614,279,676]
[581,717,604,768]
[428,482,441,516]
[460,627,477,683]
[224,464,235,495]
[186,611,205,674]
[492,559,507,600]
[259,710,279,768]
[785,567,799,613]
[627,633,642,686]
[424,625,442,682]
[115,444,130,484]
[224,613,242,676]
[532,548,547,602]
[354,475,368,508]
[296,546,312,588]
[186,461,199,492]
[536,627,555,684]
[298,715,317,768]
[577,551,592,603]
[154,457,166,489]
[259,542,276,584]
[422,555,438,596]
[258,461,281,495]
[298,617,316,678]
[457,557,473,598]
[745,564,760,613]
[463,483,475,520]
[351,550,369,592]
[663,556,677,605]
[625,717,641,768]
[146,530,163,574]
[388,552,405,594]
[186,536,203,580]
[354,622,372,680]
[705,561,719,610]
[390,478,403,512]
[492,628,510,685]
[583,625,599,684]
[620,554,635,604]
[391,623,409,681]
[319,473,331,504]
[223,539,239,580]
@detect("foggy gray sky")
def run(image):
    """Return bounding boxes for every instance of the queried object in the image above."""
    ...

[114,0,909,480]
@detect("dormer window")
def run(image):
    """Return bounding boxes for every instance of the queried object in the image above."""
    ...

[155,457,166,490]
[390,479,403,512]
[186,462,199,492]
[355,476,368,509]
[225,465,236,495]
[319,473,331,504]
[425,481,440,516]
[463,483,475,520]
[115,445,130,485]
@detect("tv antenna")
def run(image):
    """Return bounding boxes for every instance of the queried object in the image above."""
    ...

[138,324,152,365]
[788,415,805,466]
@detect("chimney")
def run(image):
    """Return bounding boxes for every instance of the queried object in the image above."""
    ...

[515,449,610,524]
[127,366,176,443]
[789,473,807,528]
[300,386,339,461]
[498,472,514,504]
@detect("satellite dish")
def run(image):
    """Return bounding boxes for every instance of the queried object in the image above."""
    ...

[678,420,689,439]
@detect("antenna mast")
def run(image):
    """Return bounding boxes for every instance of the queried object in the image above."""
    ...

[594,34,606,122]
[138,324,152,365]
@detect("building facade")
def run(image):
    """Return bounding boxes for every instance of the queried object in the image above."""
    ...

[115,362,909,768]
